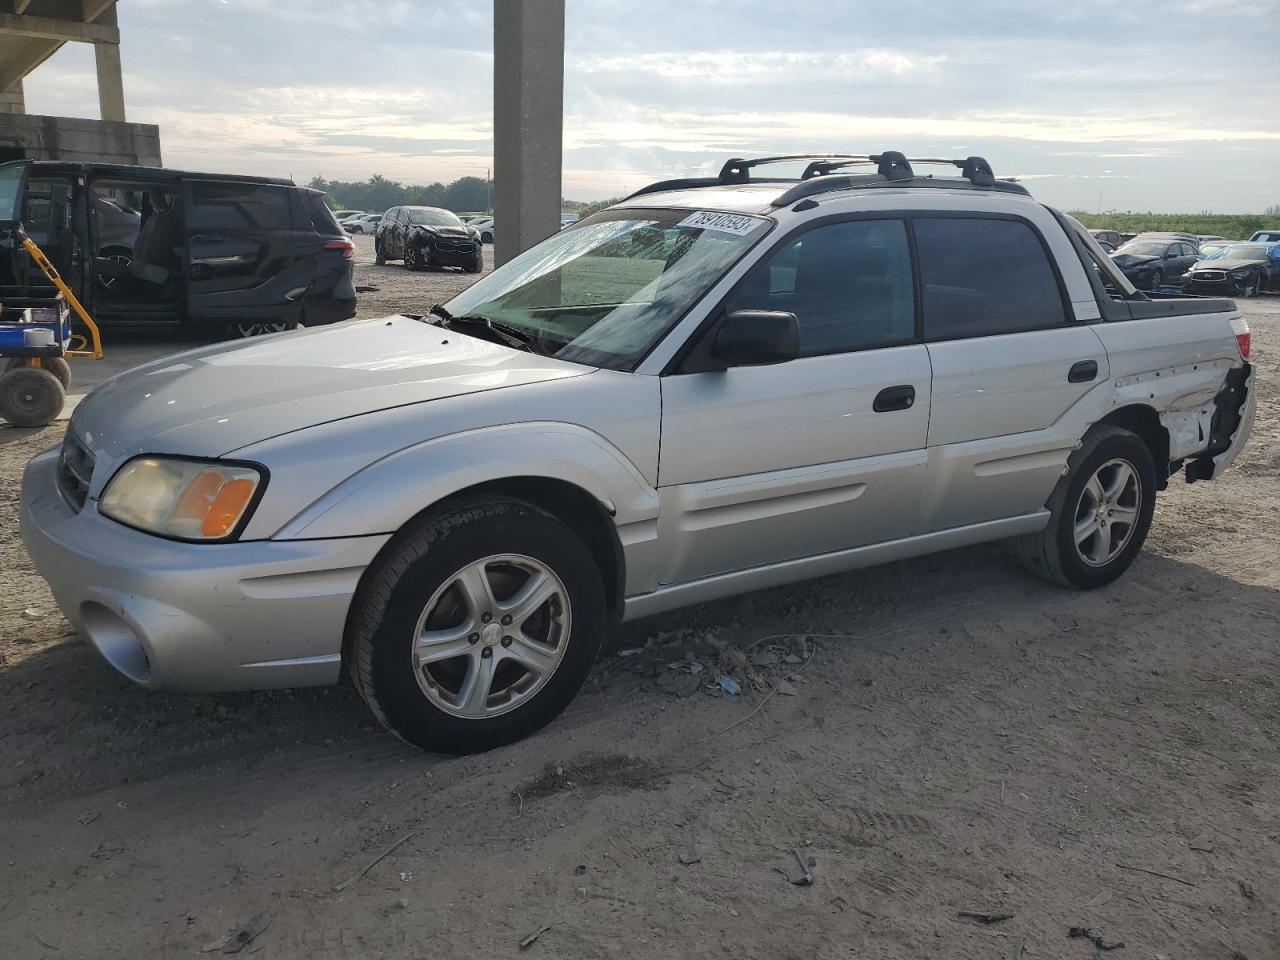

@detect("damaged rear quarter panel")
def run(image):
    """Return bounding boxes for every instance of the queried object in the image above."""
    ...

[1091,307,1246,461]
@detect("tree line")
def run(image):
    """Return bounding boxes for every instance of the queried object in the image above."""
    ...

[308,174,492,214]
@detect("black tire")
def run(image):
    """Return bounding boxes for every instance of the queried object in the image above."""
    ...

[374,240,386,266]
[345,498,606,754]
[405,245,420,271]
[0,366,66,427]
[1015,425,1157,589]
[481,231,493,244]
[467,253,482,274]
[6,356,71,391]
[1245,272,1261,298]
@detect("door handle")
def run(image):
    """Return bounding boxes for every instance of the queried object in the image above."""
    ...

[1068,360,1099,383]
[873,384,915,412]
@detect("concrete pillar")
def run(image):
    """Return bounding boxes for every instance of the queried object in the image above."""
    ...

[0,79,24,115]
[493,0,564,266]
[94,41,125,122]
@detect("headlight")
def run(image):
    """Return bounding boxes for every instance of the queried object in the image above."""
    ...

[100,456,265,541]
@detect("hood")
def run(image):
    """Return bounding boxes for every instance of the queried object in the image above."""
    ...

[1191,257,1265,270]
[410,224,470,237]
[71,316,590,463]
[1111,254,1158,268]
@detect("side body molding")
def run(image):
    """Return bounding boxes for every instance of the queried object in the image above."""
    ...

[273,422,663,595]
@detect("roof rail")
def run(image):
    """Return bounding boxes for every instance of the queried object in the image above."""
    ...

[623,151,1021,203]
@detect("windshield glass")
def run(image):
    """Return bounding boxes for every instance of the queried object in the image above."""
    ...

[442,207,770,370]
[1207,244,1267,261]
[408,208,463,227]
[1115,240,1169,257]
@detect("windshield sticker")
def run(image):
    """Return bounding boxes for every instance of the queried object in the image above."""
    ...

[677,211,766,236]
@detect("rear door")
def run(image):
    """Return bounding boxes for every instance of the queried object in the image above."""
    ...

[184,179,302,324]
[916,214,1109,532]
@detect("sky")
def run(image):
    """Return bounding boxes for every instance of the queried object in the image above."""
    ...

[19,0,1280,212]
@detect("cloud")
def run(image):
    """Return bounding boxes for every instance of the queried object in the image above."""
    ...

[13,0,1279,211]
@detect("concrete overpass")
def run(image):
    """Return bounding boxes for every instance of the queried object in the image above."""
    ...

[0,0,160,165]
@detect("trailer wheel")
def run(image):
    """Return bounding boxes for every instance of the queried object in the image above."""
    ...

[0,366,66,428]
[6,357,71,391]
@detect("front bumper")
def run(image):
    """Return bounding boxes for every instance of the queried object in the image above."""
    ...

[415,240,479,266]
[20,449,390,692]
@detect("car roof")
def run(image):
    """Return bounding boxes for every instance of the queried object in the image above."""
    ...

[24,160,294,187]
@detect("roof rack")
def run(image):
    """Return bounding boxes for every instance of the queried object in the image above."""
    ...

[624,151,1027,205]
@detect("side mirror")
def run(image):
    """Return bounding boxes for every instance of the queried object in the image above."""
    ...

[711,309,799,367]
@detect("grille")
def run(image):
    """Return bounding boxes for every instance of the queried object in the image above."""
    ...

[433,237,475,253]
[57,431,94,511]
[1194,271,1226,281]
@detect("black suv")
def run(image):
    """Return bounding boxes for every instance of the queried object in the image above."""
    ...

[0,160,356,338]
[375,205,482,272]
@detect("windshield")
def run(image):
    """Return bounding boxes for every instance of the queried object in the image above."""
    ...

[1115,240,1169,257]
[442,207,771,370]
[1207,244,1268,261]
[408,208,463,227]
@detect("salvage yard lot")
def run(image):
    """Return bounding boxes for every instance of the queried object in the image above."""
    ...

[0,262,1277,956]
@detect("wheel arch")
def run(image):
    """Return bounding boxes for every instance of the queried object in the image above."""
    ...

[1094,404,1171,489]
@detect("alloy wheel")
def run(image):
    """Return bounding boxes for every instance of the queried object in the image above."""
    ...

[412,554,571,719]
[234,321,290,338]
[1073,458,1141,567]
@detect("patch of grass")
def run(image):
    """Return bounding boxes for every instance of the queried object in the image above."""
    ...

[1069,212,1276,240]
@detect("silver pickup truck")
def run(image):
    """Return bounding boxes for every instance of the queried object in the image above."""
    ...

[20,152,1255,754]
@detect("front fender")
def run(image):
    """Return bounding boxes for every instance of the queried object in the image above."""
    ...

[273,421,661,544]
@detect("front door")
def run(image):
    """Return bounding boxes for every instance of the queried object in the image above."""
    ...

[657,217,932,585]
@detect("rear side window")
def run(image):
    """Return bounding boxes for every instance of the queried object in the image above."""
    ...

[188,182,293,231]
[726,218,916,356]
[306,194,341,234]
[915,217,1067,340]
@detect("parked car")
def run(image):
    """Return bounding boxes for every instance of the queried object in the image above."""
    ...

[0,160,356,339]
[375,205,482,272]
[343,213,382,235]
[20,152,1255,754]
[468,216,495,243]
[1110,235,1200,290]
[1089,228,1122,248]
[333,210,366,222]
[1096,239,1116,254]
[1184,242,1277,297]
[1249,229,1280,243]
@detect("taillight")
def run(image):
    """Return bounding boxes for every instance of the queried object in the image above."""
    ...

[1230,316,1251,359]
[324,239,355,260]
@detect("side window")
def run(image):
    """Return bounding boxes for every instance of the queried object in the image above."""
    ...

[725,218,916,356]
[305,194,340,234]
[1179,242,1197,257]
[188,182,293,231]
[915,217,1067,340]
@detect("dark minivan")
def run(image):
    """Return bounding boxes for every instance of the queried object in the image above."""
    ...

[0,160,356,338]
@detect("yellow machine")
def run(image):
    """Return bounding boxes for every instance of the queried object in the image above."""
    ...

[0,228,104,427]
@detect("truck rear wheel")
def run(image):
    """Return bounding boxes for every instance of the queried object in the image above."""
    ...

[345,498,605,754]
[0,366,66,428]
[1015,425,1157,589]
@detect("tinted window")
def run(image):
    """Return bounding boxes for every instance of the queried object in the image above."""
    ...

[916,217,1066,340]
[1178,242,1198,257]
[306,194,340,234]
[726,219,916,356]
[189,182,293,231]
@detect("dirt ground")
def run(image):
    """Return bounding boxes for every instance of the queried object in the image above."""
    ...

[1,258,1277,959]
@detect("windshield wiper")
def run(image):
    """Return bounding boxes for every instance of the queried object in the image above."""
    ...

[426,303,536,353]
